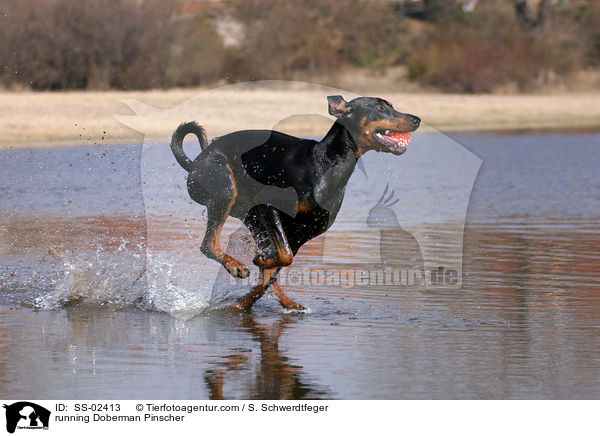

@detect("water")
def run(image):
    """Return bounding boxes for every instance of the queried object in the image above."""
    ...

[1,131,599,399]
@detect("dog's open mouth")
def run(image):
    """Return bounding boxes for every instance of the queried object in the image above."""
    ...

[373,130,412,154]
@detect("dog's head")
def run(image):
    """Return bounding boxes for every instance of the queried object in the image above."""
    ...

[328,95,420,157]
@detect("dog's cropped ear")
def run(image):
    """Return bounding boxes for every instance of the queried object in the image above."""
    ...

[327,95,350,118]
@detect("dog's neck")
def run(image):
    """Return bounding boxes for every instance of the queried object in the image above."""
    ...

[318,121,359,164]
[311,121,361,202]
[309,122,359,214]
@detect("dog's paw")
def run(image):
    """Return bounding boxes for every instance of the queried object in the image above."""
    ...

[233,301,248,311]
[228,263,250,279]
[234,294,257,311]
[281,300,304,311]
[223,256,250,279]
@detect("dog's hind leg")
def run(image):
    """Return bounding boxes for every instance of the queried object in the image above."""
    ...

[235,267,279,310]
[202,204,250,278]
[198,160,250,279]
[272,279,304,310]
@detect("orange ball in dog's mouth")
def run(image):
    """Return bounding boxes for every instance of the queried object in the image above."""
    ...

[388,131,412,146]
[374,130,412,154]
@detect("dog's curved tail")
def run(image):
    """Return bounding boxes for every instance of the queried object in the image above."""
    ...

[170,121,208,172]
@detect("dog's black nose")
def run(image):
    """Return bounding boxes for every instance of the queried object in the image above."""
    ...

[410,116,421,128]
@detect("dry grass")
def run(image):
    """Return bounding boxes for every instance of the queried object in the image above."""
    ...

[1,84,599,149]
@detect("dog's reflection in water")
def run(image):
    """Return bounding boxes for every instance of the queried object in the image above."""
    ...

[204,314,329,400]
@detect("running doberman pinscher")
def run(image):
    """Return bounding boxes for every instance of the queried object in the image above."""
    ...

[170,95,420,310]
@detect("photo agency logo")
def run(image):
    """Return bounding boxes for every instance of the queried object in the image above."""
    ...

[114,81,481,312]
[3,402,50,433]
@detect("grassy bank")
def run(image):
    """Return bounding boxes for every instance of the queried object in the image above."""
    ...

[1,87,600,149]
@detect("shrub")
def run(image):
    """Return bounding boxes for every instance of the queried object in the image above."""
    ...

[169,16,226,86]
[0,0,177,90]
[224,0,407,81]
[405,0,579,93]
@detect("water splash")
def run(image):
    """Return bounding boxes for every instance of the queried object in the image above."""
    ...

[34,247,146,310]
[31,244,256,320]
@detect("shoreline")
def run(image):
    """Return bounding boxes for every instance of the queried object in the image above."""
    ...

[4,125,600,152]
[1,86,599,149]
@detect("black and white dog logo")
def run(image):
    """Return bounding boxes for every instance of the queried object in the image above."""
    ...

[3,402,50,434]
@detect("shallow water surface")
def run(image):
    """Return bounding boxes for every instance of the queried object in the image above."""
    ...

[1,131,599,399]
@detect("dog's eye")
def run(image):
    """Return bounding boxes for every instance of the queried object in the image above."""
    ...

[377,105,385,112]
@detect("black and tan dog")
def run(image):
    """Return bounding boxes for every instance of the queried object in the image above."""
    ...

[170,95,420,310]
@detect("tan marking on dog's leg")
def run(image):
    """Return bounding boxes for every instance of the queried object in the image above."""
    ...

[272,279,304,310]
[234,267,278,311]
[201,165,249,279]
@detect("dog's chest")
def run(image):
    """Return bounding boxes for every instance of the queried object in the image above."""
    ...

[312,157,354,215]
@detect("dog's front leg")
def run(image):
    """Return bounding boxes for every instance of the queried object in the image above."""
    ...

[251,205,294,269]
[235,267,280,311]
